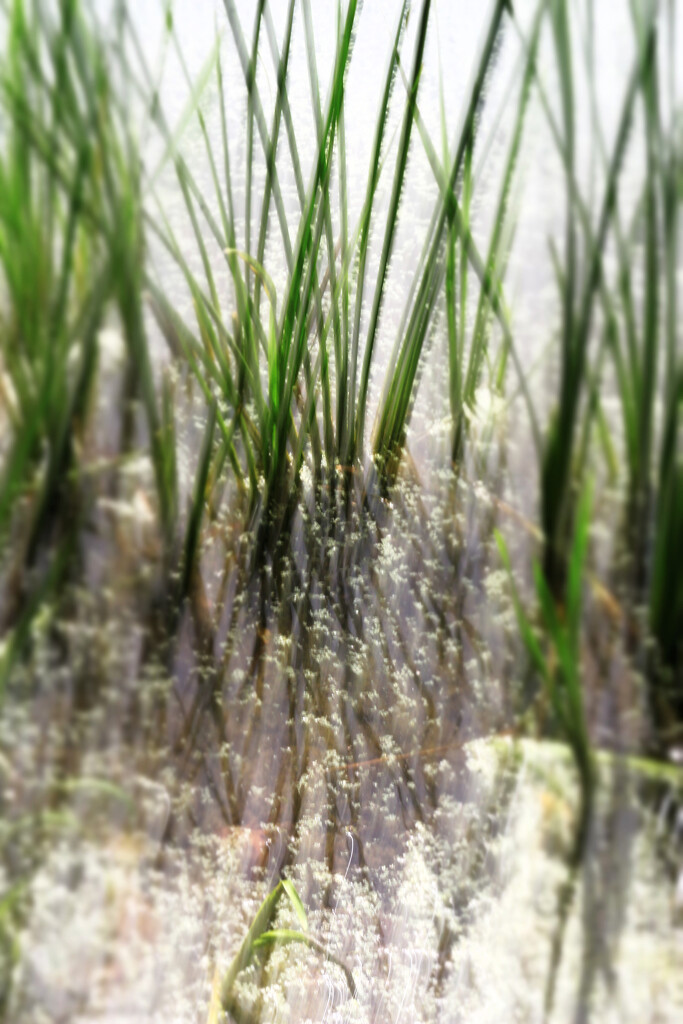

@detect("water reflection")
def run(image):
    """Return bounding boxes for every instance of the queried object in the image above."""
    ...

[1,417,520,1019]
[4,419,679,1022]
[171,453,504,837]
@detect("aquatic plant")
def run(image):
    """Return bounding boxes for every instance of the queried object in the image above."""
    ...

[408,0,545,469]
[0,0,122,689]
[603,1,683,738]
[216,877,355,1023]
[373,0,513,480]
[649,371,683,737]
[519,0,681,740]
[534,0,657,600]
[0,0,244,688]
[136,0,438,551]
[496,481,595,1015]
[139,0,549,538]
[2,1,683,1019]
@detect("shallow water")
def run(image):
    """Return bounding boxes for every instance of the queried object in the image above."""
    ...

[3,442,681,1021]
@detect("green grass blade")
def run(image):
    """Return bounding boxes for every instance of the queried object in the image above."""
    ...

[180,400,217,601]
[343,0,409,466]
[354,0,432,458]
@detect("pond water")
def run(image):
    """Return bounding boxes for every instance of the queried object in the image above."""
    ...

[2,1,683,1022]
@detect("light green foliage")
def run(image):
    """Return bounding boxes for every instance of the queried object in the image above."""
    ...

[220,878,355,1021]
[496,482,595,1015]
[496,482,595,845]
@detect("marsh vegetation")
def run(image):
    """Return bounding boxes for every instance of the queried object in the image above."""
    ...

[0,0,682,1021]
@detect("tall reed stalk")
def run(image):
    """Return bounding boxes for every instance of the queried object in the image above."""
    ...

[141,0,450,549]
[373,0,511,483]
[536,0,657,598]
[525,0,681,739]
[0,0,225,688]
